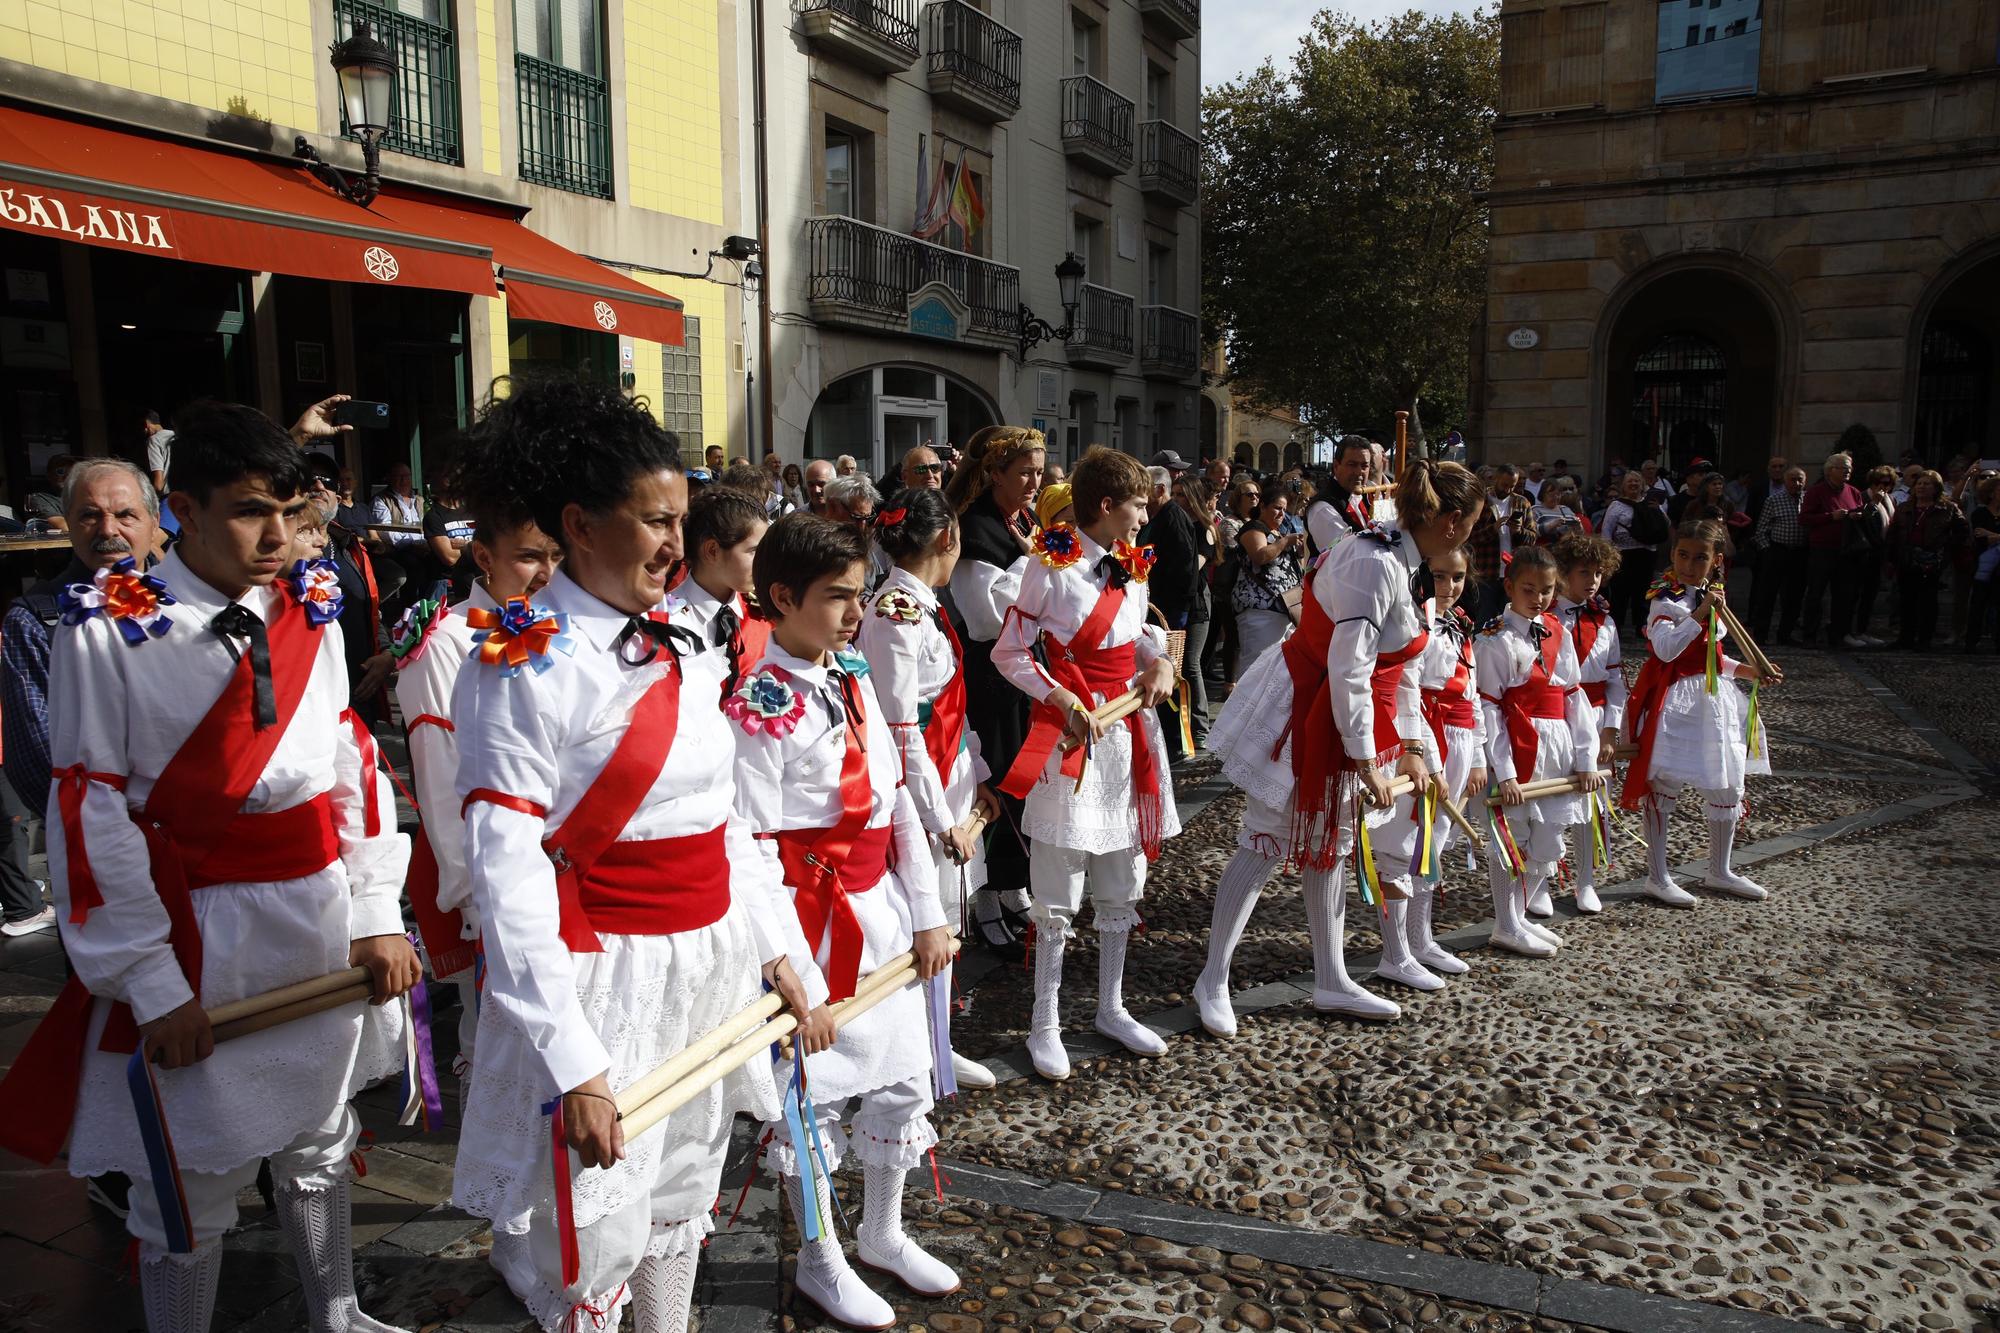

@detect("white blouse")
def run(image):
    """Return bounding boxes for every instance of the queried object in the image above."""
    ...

[391,581,491,930]
[991,530,1166,705]
[1315,528,1428,761]
[1556,594,1630,732]
[854,566,988,837]
[1472,608,1594,784]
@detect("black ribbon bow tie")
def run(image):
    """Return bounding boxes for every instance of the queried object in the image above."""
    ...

[711,603,740,649]
[211,604,276,728]
[1410,561,1436,607]
[616,615,702,667]
[1528,618,1552,646]
[1095,554,1131,588]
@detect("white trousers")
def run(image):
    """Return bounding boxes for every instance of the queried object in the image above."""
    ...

[128,1101,359,1250]
[1028,840,1147,938]
[768,1073,936,1176]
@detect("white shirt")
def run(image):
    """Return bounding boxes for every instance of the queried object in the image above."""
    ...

[145,428,174,485]
[949,554,1026,642]
[452,568,787,1096]
[673,575,750,648]
[991,530,1166,706]
[1491,493,1521,557]
[1471,608,1593,784]
[371,491,425,549]
[1555,594,1629,731]
[855,567,988,837]
[1417,614,1488,752]
[1313,528,1428,760]
[390,581,494,929]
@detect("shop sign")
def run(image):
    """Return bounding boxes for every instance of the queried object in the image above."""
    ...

[905,281,968,343]
[0,184,173,253]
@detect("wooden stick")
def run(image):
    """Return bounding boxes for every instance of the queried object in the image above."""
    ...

[1484,774,1609,806]
[619,942,960,1142]
[1433,784,1484,843]
[211,976,375,1044]
[1057,689,1145,754]
[1394,410,1409,479]
[1713,600,1776,679]
[205,967,371,1029]
[1612,742,1638,762]
[613,992,785,1121]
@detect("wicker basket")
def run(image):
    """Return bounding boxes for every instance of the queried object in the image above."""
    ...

[1148,603,1187,674]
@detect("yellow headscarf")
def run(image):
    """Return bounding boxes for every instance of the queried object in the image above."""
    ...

[1035,482,1073,531]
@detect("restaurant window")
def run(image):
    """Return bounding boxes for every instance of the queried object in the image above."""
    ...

[1655,0,1761,102]
[658,316,704,457]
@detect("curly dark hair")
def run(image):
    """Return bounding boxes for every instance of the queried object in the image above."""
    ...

[448,373,681,550]
[873,487,956,563]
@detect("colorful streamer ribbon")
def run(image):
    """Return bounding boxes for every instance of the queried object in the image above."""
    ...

[926,973,958,1102]
[127,1050,195,1253]
[1172,677,1195,759]
[544,1097,580,1288]
[397,959,444,1131]
[1705,605,1720,696]
[1745,681,1764,761]
[1352,787,1382,907]
[1407,783,1439,883]
[1588,789,1610,870]
[1486,786,1527,879]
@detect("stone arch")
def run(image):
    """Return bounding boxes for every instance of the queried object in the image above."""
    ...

[1257,441,1280,471]
[1590,252,1801,476]
[1902,235,2000,468]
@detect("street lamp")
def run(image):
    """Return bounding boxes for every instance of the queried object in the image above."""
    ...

[293,20,396,206]
[1017,253,1088,361]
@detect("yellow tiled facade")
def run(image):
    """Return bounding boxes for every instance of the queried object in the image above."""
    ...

[620,0,723,226]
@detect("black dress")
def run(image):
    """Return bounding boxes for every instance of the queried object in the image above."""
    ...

[958,492,1034,901]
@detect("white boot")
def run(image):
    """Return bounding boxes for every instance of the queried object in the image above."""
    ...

[1572,846,1603,914]
[1640,794,1697,908]
[1303,863,1400,1019]
[1094,927,1167,1056]
[630,1249,697,1333]
[1374,886,1445,991]
[1408,881,1468,975]
[949,1050,995,1090]
[788,1170,894,1331]
[272,1177,410,1333]
[1487,858,1555,958]
[855,1164,959,1297]
[1525,877,1555,917]
[1701,812,1767,900]
[1193,846,1275,1037]
[1026,928,1070,1080]
[139,1244,223,1333]
[1518,872,1566,948]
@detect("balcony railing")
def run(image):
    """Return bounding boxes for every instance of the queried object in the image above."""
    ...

[1138,0,1199,42]
[335,0,460,165]
[1067,283,1134,367]
[805,216,1021,347]
[1060,75,1134,174]
[1141,305,1199,380]
[1138,120,1198,205]
[924,1,1021,121]
[794,0,920,72]
[516,53,612,198]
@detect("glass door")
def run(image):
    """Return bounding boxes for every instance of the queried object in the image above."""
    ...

[876,396,947,480]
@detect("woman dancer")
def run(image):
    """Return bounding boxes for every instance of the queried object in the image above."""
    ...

[946,426,1046,952]
[450,377,799,1332]
[1475,545,1599,959]
[855,487,1002,1091]
[1195,461,1486,1037]
[1621,520,1782,906]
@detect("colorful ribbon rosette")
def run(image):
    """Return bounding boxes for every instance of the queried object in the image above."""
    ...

[57,557,176,645]
[1034,523,1084,570]
[724,665,807,737]
[287,558,345,626]
[1113,539,1157,583]
[466,596,574,677]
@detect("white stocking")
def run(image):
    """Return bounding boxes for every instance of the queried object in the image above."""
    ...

[139,1244,223,1333]
[1301,861,1352,994]
[1644,793,1673,886]
[1198,845,1275,997]
[628,1251,696,1333]
[273,1177,409,1333]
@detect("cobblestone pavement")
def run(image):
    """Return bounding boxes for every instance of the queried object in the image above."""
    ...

[1,645,1994,1332]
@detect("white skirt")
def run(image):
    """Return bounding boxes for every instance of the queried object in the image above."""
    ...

[454,898,780,1236]
[68,868,405,1179]
[933,743,988,922]
[1020,690,1182,855]
[783,864,932,1108]
[1647,674,1768,797]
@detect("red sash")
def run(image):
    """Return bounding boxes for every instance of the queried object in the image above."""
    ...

[402,710,476,979]
[574,827,730,937]
[1572,602,1606,666]
[999,579,1164,857]
[1419,639,1477,767]
[1581,680,1609,708]
[0,592,329,1165]
[1619,614,1712,811]
[1486,615,1566,781]
[775,822,893,1002]
[923,609,969,781]
[542,637,688,954]
[1279,567,1428,868]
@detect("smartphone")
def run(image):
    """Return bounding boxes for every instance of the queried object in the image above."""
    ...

[333,400,391,429]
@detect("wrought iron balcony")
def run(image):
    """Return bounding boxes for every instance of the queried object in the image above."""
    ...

[516,53,612,198]
[1138,0,1199,43]
[1141,305,1199,380]
[1060,75,1134,175]
[1067,283,1134,368]
[335,0,460,164]
[805,216,1021,349]
[1138,120,1198,206]
[924,1,1021,122]
[794,0,919,74]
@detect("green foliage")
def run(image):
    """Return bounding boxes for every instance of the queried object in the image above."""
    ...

[1202,8,1497,444]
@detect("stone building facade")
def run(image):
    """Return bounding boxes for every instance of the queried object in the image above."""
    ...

[1475,1,2000,477]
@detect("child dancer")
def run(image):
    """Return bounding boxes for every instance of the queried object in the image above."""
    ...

[1476,545,1600,958]
[855,487,1001,1091]
[734,513,957,1328]
[993,446,1181,1080]
[1621,520,1782,906]
[675,485,771,697]
[1551,533,1627,914]
[1197,461,1487,1036]
[1373,545,1486,988]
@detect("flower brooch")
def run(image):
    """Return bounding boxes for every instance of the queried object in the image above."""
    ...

[58,558,176,645]
[724,665,808,737]
[467,596,574,677]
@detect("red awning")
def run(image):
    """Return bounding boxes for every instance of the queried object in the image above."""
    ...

[0,105,685,344]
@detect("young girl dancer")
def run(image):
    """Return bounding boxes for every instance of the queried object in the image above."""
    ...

[1373,544,1486,989]
[854,487,1001,1091]
[1476,545,1601,958]
[1196,461,1486,1036]
[1621,520,1782,905]
[1551,533,1627,914]
[734,514,956,1327]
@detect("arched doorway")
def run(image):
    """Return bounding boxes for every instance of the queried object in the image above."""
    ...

[1234,440,1253,465]
[1257,441,1279,471]
[1911,252,2000,467]
[805,364,999,477]
[1599,264,1786,478]
[1283,440,1304,469]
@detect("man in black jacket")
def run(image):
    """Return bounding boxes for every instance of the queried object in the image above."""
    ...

[1143,463,1204,762]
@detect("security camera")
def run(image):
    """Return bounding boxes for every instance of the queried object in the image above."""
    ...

[720,235,761,261]
[743,258,764,282]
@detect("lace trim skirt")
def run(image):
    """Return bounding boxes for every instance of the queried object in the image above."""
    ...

[1646,676,1768,797]
[1020,696,1182,855]
[784,865,932,1108]
[453,900,781,1236]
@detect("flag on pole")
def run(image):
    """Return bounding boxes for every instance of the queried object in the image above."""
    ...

[948,150,986,250]
[914,135,954,239]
